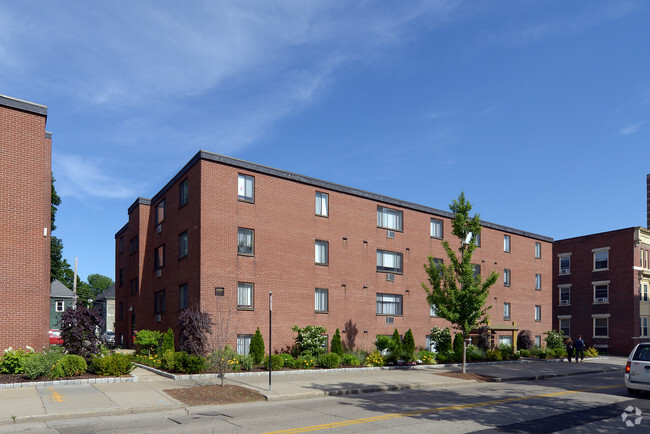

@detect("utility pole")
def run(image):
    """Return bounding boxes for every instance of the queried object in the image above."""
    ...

[72,256,78,308]
[269,291,272,391]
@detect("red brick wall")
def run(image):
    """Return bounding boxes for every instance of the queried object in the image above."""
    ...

[0,100,51,351]
[117,154,552,353]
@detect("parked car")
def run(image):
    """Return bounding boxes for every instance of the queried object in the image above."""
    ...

[625,343,650,394]
[101,330,115,346]
[49,329,63,345]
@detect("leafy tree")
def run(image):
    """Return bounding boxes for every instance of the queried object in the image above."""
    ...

[179,307,212,356]
[517,330,534,350]
[292,325,327,356]
[161,328,175,353]
[453,332,464,353]
[209,345,237,386]
[544,329,565,349]
[76,274,114,306]
[429,327,452,353]
[391,329,403,361]
[402,329,415,362]
[249,327,265,365]
[50,174,70,283]
[330,329,343,356]
[59,302,102,361]
[422,192,499,373]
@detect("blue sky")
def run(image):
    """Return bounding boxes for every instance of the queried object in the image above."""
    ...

[2,1,649,281]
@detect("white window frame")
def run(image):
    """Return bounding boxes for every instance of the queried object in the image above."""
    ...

[499,335,513,346]
[237,282,254,310]
[237,174,254,202]
[641,316,649,337]
[593,280,610,303]
[535,273,542,290]
[377,206,403,231]
[503,269,511,287]
[535,305,542,322]
[237,228,254,255]
[315,288,328,313]
[315,240,329,265]
[430,218,443,239]
[315,192,328,217]
[593,247,609,271]
[592,314,609,338]
[558,315,571,337]
[377,250,403,274]
[535,242,541,259]
[55,300,65,312]
[559,254,571,275]
[559,285,571,305]
[534,335,542,347]
[641,282,649,302]
[376,293,403,316]
[237,335,253,355]
[504,235,511,253]
[430,304,438,317]
[503,302,511,320]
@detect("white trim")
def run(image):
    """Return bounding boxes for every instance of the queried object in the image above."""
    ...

[591,313,611,318]
[557,315,572,319]
[557,284,572,288]
[591,280,611,285]
[591,246,610,252]
[557,252,572,257]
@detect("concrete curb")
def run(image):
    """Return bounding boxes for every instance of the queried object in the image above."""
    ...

[0,374,138,389]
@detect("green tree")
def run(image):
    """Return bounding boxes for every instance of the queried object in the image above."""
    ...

[161,327,175,353]
[330,328,343,356]
[50,174,70,283]
[249,327,265,365]
[391,329,402,362]
[429,327,452,353]
[422,192,499,373]
[402,329,415,362]
[76,274,114,305]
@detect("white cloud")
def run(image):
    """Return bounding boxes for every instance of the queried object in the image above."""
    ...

[620,122,646,136]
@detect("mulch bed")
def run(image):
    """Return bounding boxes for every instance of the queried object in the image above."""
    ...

[165,385,266,406]
[436,372,494,382]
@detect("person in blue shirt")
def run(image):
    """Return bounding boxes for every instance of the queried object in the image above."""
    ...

[574,335,585,362]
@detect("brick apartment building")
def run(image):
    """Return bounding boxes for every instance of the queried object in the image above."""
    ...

[553,176,650,355]
[0,95,51,351]
[115,151,553,353]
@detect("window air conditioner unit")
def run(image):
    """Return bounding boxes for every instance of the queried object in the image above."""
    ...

[155,314,161,322]
[560,270,569,274]
[387,230,395,239]
[596,297,607,303]
[560,300,569,305]
[155,269,162,278]
[156,224,162,233]
[386,273,395,282]
[386,316,394,325]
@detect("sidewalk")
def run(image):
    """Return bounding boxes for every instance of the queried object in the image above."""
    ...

[0,357,626,426]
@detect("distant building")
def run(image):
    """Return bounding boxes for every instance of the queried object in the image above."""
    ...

[50,280,74,329]
[0,95,51,350]
[115,151,553,353]
[94,284,116,334]
[553,175,650,355]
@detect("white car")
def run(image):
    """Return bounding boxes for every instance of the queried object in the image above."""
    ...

[625,343,650,394]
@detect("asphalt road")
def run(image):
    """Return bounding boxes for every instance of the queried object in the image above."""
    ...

[1,370,645,433]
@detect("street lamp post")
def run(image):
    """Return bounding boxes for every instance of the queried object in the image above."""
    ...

[269,291,272,391]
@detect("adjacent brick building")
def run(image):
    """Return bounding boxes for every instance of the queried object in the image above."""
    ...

[115,151,553,353]
[0,95,51,351]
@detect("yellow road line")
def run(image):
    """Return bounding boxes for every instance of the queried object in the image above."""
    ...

[265,384,623,433]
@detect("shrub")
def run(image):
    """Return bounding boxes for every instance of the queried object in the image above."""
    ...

[23,351,62,380]
[249,328,265,365]
[519,349,531,358]
[319,353,341,369]
[346,350,368,365]
[59,303,102,360]
[295,355,316,369]
[467,345,484,362]
[586,347,599,358]
[391,329,403,362]
[331,329,344,357]
[0,347,32,374]
[544,329,565,350]
[236,353,254,371]
[486,349,502,361]
[160,349,176,371]
[278,353,295,368]
[517,330,534,350]
[429,327,452,353]
[341,353,360,366]
[364,351,384,367]
[551,348,567,359]
[402,329,415,362]
[264,354,284,371]
[499,344,512,360]
[160,328,175,354]
[538,350,549,359]
[416,350,436,365]
[374,335,393,353]
[133,353,161,369]
[453,333,464,353]
[173,351,207,374]
[89,353,133,377]
[59,354,87,377]
[292,325,327,357]
[178,307,212,356]
[134,330,162,356]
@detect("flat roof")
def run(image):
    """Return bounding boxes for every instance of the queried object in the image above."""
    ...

[118,150,553,242]
[0,94,47,117]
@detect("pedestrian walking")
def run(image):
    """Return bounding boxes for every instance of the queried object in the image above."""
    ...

[574,335,585,362]
[565,338,574,362]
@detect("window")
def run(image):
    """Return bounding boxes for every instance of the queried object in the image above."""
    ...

[179,284,188,310]
[641,316,649,337]
[315,288,328,313]
[430,218,443,239]
[430,304,438,317]
[503,302,511,320]
[465,232,481,246]
[377,206,403,231]
[641,282,649,302]
[237,228,254,255]
[55,300,64,312]
[534,336,542,347]
[119,269,124,286]
[237,174,254,202]
[237,335,252,355]
[559,254,570,274]
[426,335,435,352]
[504,235,511,253]
[593,316,609,337]
[593,281,609,303]
[119,237,124,254]
[154,245,165,269]
[154,290,166,314]
[376,293,403,315]
[179,178,188,207]
[559,286,571,305]
[535,273,542,290]
[237,282,254,310]
[315,240,329,265]
[130,277,139,296]
[179,231,188,259]
[535,242,541,259]
[472,264,481,278]
[503,269,511,287]
[535,305,541,322]
[558,317,570,337]
[593,248,609,271]
[377,250,403,273]
[315,192,328,217]
[130,235,139,254]
[499,335,513,347]
[156,199,166,225]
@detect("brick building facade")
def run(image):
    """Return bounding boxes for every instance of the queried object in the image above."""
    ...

[115,151,553,353]
[0,95,51,351]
